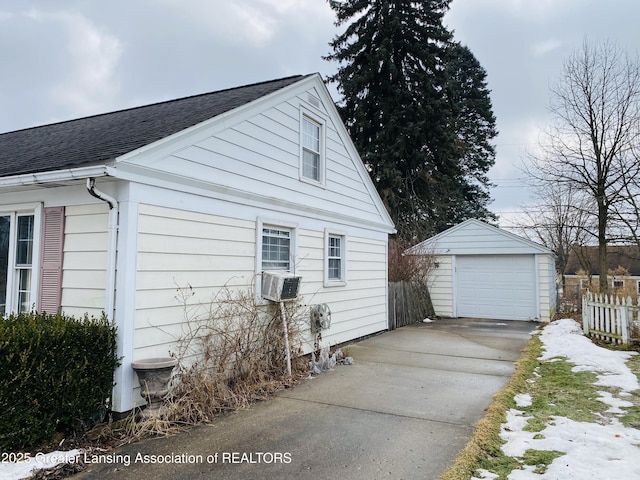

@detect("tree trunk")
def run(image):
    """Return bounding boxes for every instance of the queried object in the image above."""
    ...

[598,199,608,293]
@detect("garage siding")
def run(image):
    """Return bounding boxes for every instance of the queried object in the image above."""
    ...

[414,219,556,322]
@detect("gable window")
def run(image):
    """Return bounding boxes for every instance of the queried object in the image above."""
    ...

[262,227,292,271]
[300,112,326,184]
[0,211,38,315]
[325,230,346,286]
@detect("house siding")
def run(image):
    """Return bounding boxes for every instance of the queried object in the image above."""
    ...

[60,204,109,318]
[132,203,388,360]
[119,84,385,228]
[134,204,256,359]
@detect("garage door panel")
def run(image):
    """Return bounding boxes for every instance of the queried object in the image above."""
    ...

[456,255,537,320]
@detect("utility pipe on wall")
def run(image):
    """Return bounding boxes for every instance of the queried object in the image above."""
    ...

[86,177,118,323]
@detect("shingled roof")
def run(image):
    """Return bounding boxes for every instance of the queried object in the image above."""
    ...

[0,74,309,178]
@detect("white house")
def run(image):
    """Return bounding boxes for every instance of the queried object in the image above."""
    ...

[0,74,395,413]
[410,219,556,322]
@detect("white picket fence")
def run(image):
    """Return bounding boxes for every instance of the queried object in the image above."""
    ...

[581,291,640,345]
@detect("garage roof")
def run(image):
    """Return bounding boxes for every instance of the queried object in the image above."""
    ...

[409,219,554,256]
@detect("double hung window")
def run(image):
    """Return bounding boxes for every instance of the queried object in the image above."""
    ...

[325,231,346,286]
[0,213,36,315]
[302,117,321,182]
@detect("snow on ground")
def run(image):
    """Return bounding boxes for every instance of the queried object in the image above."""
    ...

[514,393,532,408]
[498,318,640,480]
[0,450,81,480]
[539,319,639,391]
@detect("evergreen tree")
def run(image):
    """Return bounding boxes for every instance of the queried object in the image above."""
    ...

[443,42,497,224]
[325,0,497,240]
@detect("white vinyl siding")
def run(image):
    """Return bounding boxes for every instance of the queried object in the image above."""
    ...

[426,255,454,318]
[297,231,387,346]
[417,220,555,322]
[60,204,109,318]
[134,204,256,359]
[538,254,557,321]
[132,204,387,357]
[120,85,388,229]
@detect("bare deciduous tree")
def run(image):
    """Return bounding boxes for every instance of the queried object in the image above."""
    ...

[516,182,594,281]
[525,39,640,293]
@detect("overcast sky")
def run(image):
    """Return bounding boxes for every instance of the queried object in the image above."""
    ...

[1,0,639,226]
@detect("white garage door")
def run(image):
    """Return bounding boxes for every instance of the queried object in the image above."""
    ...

[456,255,537,320]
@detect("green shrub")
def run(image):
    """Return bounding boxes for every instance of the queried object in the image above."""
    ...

[0,312,119,450]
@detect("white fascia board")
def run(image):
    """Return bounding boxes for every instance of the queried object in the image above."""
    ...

[0,165,111,188]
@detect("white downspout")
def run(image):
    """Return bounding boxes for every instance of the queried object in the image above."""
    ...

[86,177,118,322]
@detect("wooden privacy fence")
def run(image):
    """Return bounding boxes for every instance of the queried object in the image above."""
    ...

[388,281,434,330]
[581,291,640,345]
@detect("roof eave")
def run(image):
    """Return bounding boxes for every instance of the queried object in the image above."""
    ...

[0,164,111,189]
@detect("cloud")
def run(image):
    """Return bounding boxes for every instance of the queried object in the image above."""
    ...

[531,38,563,57]
[32,11,124,118]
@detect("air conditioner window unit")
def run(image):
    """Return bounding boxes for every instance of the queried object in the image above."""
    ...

[262,271,302,302]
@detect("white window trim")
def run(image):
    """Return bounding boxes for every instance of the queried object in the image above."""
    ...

[255,217,299,302]
[0,203,42,314]
[324,229,347,287]
[299,108,327,186]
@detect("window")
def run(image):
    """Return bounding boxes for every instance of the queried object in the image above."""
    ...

[0,212,37,315]
[613,279,624,289]
[300,113,326,184]
[328,235,342,280]
[325,231,346,286]
[262,227,291,271]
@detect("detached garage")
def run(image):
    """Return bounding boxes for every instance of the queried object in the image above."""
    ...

[411,219,556,322]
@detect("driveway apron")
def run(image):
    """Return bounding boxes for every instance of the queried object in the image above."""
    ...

[74,318,534,480]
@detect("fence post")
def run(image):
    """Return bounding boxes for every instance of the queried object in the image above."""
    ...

[582,291,589,334]
[621,296,631,345]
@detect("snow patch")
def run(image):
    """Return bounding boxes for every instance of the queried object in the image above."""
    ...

[538,319,639,391]
[472,468,499,480]
[0,449,82,480]
[597,390,634,414]
[514,393,532,407]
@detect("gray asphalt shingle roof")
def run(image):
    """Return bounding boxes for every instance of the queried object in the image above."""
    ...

[0,74,308,178]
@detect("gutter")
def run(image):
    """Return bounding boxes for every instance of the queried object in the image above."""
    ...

[0,165,109,188]
[86,178,118,321]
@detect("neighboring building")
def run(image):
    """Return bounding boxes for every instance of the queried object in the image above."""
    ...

[409,219,556,322]
[0,73,395,413]
[564,245,640,296]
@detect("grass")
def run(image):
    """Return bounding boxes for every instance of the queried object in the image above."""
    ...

[621,354,640,429]
[439,331,640,480]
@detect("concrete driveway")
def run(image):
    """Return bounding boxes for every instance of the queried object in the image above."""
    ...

[74,318,534,480]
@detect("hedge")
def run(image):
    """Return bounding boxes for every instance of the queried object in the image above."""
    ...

[0,312,119,450]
